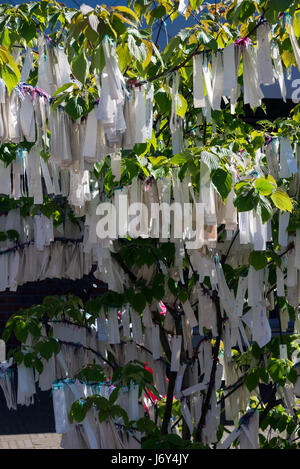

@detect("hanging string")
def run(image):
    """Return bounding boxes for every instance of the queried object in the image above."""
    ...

[58,339,117,369]
[50,319,93,331]
[52,376,113,388]
[0,237,84,256]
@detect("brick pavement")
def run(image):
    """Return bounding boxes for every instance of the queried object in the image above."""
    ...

[0,387,62,449]
[0,433,62,449]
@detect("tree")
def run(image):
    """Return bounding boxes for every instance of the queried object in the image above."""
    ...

[2,0,300,449]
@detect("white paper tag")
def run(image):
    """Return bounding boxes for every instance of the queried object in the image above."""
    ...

[121,306,130,339]
[295,230,300,269]
[178,0,189,15]
[280,344,288,360]
[182,300,198,328]
[108,309,120,344]
[111,152,122,181]
[223,43,237,95]
[0,339,6,363]
[181,381,208,397]
[234,276,248,317]
[193,54,205,108]
[152,324,162,360]
[170,335,182,372]
[97,315,108,342]
[131,310,143,344]
[276,267,285,297]
[128,381,140,421]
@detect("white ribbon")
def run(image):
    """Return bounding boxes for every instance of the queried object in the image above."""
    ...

[152,324,162,360]
[170,335,182,372]
[257,22,274,85]
[182,300,198,328]
[278,212,290,247]
[193,54,205,108]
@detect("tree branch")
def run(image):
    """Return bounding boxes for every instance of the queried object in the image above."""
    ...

[162,371,177,434]
[155,19,164,46]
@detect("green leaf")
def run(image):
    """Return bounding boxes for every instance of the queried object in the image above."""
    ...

[287,419,297,435]
[28,320,42,338]
[93,395,110,411]
[71,53,89,85]
[70,400,87,423]
[178,290,188,303]
[294,11,300,37]
[255,178,275,196]
[151,5,166,18]
[198,30,218,51]
[35,358,44,374]
[113,5,140,23]
[38,341,53,360]
[2,325,12,343]
[252,135,265,151]
[24,353,35,367]
[234,186,258,212]
[152,284,165,301]
[19,20,37,43]
[266,251,282,268]
[201,151,220,170]
[108,388,120,404]
[131,294,146,314]
[133,143,148,155]
[177,28,194,43]
[287,367,298,384]
[232,0,256,24]
[98,408,110,423]
[257,195,273,224]
[177,94,188,118]
[13,350,24,365]
[1,64,18,95]
[163,37,181,63]
[178,162,188,181]
[148,156,168,167]
[64,96,87,120]
[170,153,190,165]
[268,0,293,12]
[128,34,147,63]
[271,189,293,213]
[52,92,68,111]
[0,231,8,241]
[245,368,259,392]
[6,229,19,241]
[14,320,28,343]
[268,358,287,382]
[111,405,129,425]
[158,242,175,262]
[52,82,74,97]
[249,251,268,271]
[167,278,178,296]
[155,89,171,114]
[78,364,106,382]
[259,368,269,384]
[211,168,232,201]
[0,46,21,82]
[92,44,106,76]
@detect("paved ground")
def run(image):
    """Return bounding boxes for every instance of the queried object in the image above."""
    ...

[0,433,62,449]
[0,388,62,449]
